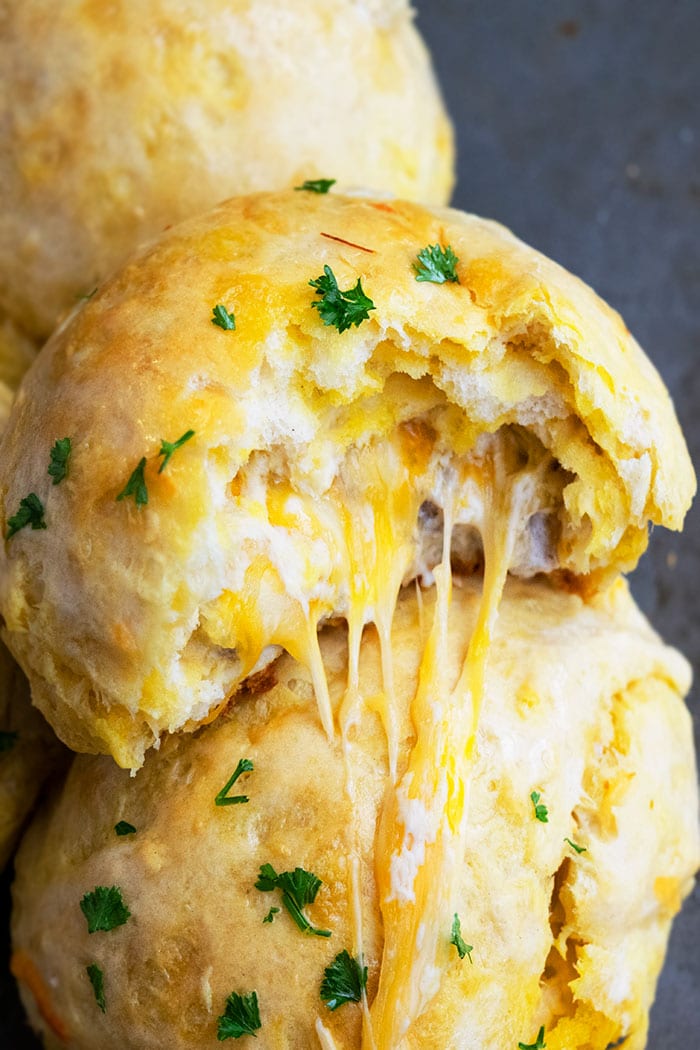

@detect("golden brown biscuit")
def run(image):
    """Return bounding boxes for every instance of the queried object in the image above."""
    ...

[11,579,699,1049]
[0,191,693,768]
[0,0,454,344]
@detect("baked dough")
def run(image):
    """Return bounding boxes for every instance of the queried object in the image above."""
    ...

[0,0,454,345]
[11,579,699,1049]
[0,190,693,768]
[0,642,67,870]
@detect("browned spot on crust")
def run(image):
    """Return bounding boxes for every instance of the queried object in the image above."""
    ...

[370,202,396,214]
[11,951,69,1043]
[239,661,279,697]
[549,568,589,596]
[320,232,376,254]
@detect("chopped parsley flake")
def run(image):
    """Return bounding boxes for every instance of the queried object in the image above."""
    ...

[255,863,331,938]
[309,264,375,333]
[211,304,236,331]
[80,885,131,933]
[217,989,261,1040]
[530,790,549,823]
[116,458,148,507]
[114,821,137,837]
[215,758,254,806]
[295,178,336,194]
[450,913,473,962]
[158,430,195,473]
[564,837,587,855]
[48,437,71,485]
[320,949,367,1010]
[262,907,280,924]
[519,1026,547,1050]
[0,731,18,753]
[86,963,106,1012]
[413,243,460,284]
[6,493,47,539]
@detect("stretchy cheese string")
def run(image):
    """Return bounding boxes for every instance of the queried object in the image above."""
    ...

[368,446,536,1048]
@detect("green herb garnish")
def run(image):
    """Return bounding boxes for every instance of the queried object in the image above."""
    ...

[86,963,106,1012]
[255,863,331,938]
[262,907,280,924]
[217,990,261,1040]
[116,458,148,507]
[0,731,18,753]
[158,430,195,473]
[215,758,254,806]
[530,791,549,823]
[6,493,47,539]
[450,913,473,962]
[295,178,336,194]
[211,304,236,331]
[48,437,71,485]
[413,243,460,284]
[80,885,131,933]
[309,265,375,333]
[564,837,587,854]
[519,1026,547,1050]
[114,821,136,837]
[320,949,367,1010]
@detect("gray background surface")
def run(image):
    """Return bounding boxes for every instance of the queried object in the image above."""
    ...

[1,1,698,1046]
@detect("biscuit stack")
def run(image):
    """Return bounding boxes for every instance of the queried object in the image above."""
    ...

[0,4,697,1050]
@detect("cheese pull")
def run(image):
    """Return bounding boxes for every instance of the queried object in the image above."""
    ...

[10,579,698,1049]
[0,189,693,767]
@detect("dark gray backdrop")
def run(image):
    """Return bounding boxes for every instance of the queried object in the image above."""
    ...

[1,1,698,1046]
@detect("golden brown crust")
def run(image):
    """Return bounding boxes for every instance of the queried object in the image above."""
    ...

[0,191,693,766]
[11,579,699,1049]
[0,0,454,340]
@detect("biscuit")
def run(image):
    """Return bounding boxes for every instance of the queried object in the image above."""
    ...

[0,0,454,344]
[11,579,699,1049]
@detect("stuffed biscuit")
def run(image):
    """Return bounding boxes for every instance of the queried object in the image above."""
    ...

[10,580,699,1049]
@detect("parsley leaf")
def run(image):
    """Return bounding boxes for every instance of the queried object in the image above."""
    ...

[262,906,280,924]
[80,885,131,933]
[530,791,549,823]
[86,963,106,1012]
[255,863,331,938]
[413,243,460,284]
[116,458,148,507]
[215,758,254,806]
[217,990,261,1040]
[211,304,236,331]
[114,821,136,837]
[295,178,336,194]
[158,429,195,473]
[48,437,71,485]
[309,265,375,333]
[564,837,587,854]
[450,913,473,962]
[0,731,18,753]
[6,493,47,539]
[320,949,367,1010]
[518,1025,547,1050]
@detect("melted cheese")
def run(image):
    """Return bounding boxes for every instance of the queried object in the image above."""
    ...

[202,426,556,1050]
[366,451,546,1048]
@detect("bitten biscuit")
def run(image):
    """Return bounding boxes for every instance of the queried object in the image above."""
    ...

[0,191,693,767]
